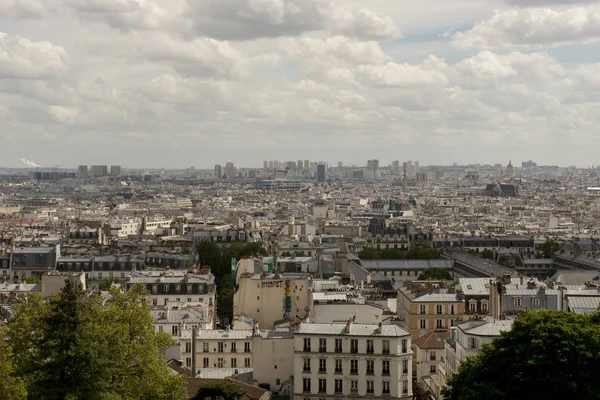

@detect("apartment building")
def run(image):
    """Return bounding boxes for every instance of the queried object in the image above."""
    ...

[127,270,215,314]
[294,320,413,399]
[413,329,450,399]
[179,325,294,393]
[397,282,466,341]
[10,245,59,280]
[152,302,214,334]
[365,218,410,250]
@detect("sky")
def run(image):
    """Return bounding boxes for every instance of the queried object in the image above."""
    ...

[1,0,600,169]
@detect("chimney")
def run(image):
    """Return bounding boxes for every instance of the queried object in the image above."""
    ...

[519,275,524,285]
[346,318,353,333]
[191,325,197,377]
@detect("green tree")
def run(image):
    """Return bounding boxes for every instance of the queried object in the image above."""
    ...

[237,242,267,258]
[98,277,121,290]
[542,238,560,258]
[20,276,41,284]
[443,310,600,400]
[418,268,452,281]
[358,248,379,259]
[481,249,496,260]
[280,251,292,257]
[0,330,27,400]
[190,380,246,400]
[6,280,186,400]
[197,241,223,277]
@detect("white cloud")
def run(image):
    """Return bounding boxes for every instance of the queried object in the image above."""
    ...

[355,56,448,87]
[0,33,68,79]
[503,0,599,5]
[454,5,600,49]
[66,0,400,40]
[0,0,44,19]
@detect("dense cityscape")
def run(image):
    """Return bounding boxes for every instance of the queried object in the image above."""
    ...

[1,159,600,399]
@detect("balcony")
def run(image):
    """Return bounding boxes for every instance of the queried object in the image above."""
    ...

[382,370,391,376]
[319,347,327,353]
[350,348,358,354]
[303,388,311,394]
[335,369,343,374]
[366,369,375,376]
[350,388,358,394]
[335,347,343,353]
[350,369,358,375]
[366,348,374,354]
[303,347,311,352]
[303,368,311,373]
[382,349,390,355]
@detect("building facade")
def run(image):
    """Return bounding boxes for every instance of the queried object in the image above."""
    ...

[294,320,413,399]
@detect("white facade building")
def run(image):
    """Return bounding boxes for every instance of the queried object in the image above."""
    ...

[294,320,413,399]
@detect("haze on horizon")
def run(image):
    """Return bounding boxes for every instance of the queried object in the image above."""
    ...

[1,0,599,169]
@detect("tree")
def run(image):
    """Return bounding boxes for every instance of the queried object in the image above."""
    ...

[418,268,452,281]
[20,276,41,284]
[190,380,246,400]
[98,277,121,290]
[280,251,292,257]
[443,310,600,400]
[357,248,379,259]
[542,238,560,258]
[237,242,267,258]
[197,241,223,277]
[481,249,495,260]
[0,330,27,400]
[6,280,186,400]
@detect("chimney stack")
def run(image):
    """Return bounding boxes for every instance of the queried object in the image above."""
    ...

[191,325,197,377]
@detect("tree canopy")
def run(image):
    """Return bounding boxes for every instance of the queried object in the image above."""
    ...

[190,380,246,400]
[443,310,600,400]
[541,238,560,258]
[0,329,27,400]
[418,268,452,281]
[20,276,41,284]
[5,279,186,400]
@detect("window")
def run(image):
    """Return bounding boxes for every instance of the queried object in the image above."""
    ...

[335,379,343,394]
[152,298,157,306]
[98,273,102,279]
[303,358,311,372]
[436,304,443,314]
[469,337,478,349]
[450,304,455,315]
[186,357,191,367]
[217,358,224,368]
[319,358,327,373]
[244,358,250,368]
[430,351,437,361]
[203,343,209,353]
[366,359,375,375]
[402,379,409,394]
[175,284,181,294]
[172,325,178,336]
[185,341,191,353]
[244,342,251,352]
[419,319,426,329]
[514,297,522,307]
[436,319,443,329]
[481,300,489,312]
[350,359,358,374]
[367,380,374,394]
[382,381,390,395]
[319,338,327,352]
[304,338,311,352]
[382,360,390,376]
[420,304,427,315]
[403,359,409,374]
[335,338,342,353]
[469,300,477,312]
[402,339,408,353]
[163,284,169,292]
[318,379,326,393]
[231,358,237,368]
[382,340,390,354]
[350,339,358,353]
[430,364,437,373]
[343,379,355,394]
[218,342,224,353]
[231,342,237,353]
[532,297,541,307]
[335,359,342,373]
[303,378,311,393]
[187,284,193,293]
[366,339,374,353]
[203,358,209,368]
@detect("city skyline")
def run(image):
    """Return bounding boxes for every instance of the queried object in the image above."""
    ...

[2,0,600,167]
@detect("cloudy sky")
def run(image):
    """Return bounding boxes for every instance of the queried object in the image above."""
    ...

[1,0,599,169]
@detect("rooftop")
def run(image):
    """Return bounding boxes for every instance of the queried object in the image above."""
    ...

[296,322,410,337]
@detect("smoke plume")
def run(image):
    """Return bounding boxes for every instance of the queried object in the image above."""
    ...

[20,158,40,168]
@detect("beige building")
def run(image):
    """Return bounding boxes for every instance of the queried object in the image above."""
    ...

[294,320,413,399]
[396,282,466,342]
[179,325,294,393]
[413,329,450,400]
[42,271,86,298]
[233,271,310,329]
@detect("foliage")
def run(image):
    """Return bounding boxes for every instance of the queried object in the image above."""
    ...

[443,310,600,400]
[418,268,452,281]
[481,249,496,259]
[20,276,41,284]
[0,329,27,400]
[280,251,292,257]
[542,238,560,258]
[237,242,267,258]
[98,277,122,290]
[196,241,223,276]
[190,380,246,400]
[358,247,442,260]
[6,280,186,400]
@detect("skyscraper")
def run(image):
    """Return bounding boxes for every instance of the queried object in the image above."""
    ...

[317,164,326,182]
[263,161,268,170]
[392,161,400,175]
[110,165,121,177]
[90,165,108,178]
[77,165,88,179]
[214,164,222,178]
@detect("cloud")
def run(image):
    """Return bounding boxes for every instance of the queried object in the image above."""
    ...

[0,0,44,19]
[355,56,449,87]
[453,5,600,49]
[503,0,599,5]
[66,0,400,40]
[20,158,40,167]
[0,33,68,79]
